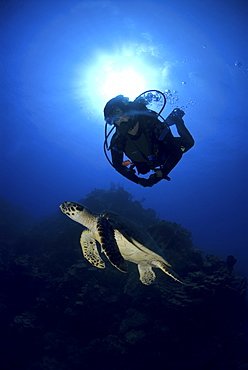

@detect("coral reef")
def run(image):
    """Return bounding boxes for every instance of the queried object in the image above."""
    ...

[0,188,247,370]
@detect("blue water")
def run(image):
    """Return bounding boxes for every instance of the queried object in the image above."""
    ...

[1,0,247,278]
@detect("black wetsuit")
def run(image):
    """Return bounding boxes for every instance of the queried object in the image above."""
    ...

[110,111,194,186]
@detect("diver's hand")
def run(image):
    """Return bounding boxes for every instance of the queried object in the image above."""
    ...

[138,178,153,187]
[138,174,161,187]
[166,108,185,126]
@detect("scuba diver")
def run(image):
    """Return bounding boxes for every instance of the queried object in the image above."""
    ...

[103,91,194,187]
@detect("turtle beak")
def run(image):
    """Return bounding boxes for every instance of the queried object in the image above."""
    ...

[59,201,70,213]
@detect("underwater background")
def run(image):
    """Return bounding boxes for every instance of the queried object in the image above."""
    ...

[1,0,248,369]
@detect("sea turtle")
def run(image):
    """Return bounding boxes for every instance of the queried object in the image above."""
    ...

[60,201,183,285]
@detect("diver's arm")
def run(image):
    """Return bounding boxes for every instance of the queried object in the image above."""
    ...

[111,148,140,184]
[111,148,162,186]
[138,173,163,187]
[174,119,194,152]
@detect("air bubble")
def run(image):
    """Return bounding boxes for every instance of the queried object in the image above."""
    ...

[235,60,242,68]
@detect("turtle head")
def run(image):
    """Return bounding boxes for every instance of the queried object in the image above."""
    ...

[60,201,86,222]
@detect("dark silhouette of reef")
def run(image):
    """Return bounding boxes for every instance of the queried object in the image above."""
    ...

[0,186,247,370]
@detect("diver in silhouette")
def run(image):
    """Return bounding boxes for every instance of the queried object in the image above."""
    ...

[104,94,194,187]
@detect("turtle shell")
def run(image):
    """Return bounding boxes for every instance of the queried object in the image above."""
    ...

[102,211,163,256]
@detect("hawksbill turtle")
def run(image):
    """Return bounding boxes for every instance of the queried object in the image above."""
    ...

[60,201,183,285]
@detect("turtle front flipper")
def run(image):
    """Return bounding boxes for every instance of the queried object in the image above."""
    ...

[138,264,156,285]
[80,230,105,269]
[97,216,128,273]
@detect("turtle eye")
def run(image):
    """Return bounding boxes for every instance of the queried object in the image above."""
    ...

[76,205,84,211]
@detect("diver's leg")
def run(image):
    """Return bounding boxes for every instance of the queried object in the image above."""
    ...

[161,151,182,179]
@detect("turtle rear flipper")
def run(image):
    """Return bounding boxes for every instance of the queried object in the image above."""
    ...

[80,230,105,269]
[152,260,185,284]
[97,216,128,273]
[138,264,156,285]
